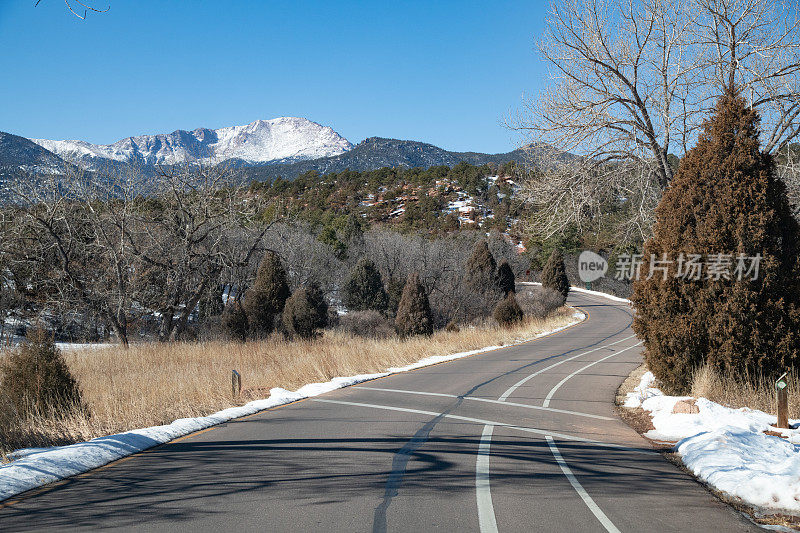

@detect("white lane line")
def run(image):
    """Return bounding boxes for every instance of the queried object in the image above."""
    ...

[312,398,655,455]
[546,436,621,533]
[358,386,614,421]
[476,425,498,533]
[497,334,638,402]
[542,342,643,408]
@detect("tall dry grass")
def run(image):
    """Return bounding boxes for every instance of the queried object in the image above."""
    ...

[691,365,800,419]
[1,309,575,458]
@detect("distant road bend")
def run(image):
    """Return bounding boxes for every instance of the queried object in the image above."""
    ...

[0,291,757,532]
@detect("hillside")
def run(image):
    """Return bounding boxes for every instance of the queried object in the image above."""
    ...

[239,137,536,182]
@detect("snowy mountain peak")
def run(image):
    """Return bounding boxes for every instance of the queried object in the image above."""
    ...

[30,117,353,169]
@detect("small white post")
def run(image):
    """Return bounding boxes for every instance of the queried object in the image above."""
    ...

[776,371,789,429]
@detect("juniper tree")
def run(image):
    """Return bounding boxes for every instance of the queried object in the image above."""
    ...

[282,283,329,339]
[243,250,290,336]
[497,259,516,295]
[343,258,389,313]
[632,85,800,393]
[541,249,569,303]
[222,301,249,342]
[395,272,433,337]
[1,328,87,418]
[465,240,497,293]
[493,293,524,327]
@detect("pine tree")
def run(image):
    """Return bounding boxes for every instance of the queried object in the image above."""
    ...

[1,328,87,417]
[632,85,800,393]
[541,249,569,303]
[343,258,389,313]
[243,250,290,336]
[282,283,329,339]
[493,293,524,327]
[222,301,249,342]
[395,272,434,337]
[497,259,516,295]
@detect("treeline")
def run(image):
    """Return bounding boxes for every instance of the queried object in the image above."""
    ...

[0,161,564,345]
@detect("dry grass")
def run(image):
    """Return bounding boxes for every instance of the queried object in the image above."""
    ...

[691,364,800,419]
[0,309,575,458]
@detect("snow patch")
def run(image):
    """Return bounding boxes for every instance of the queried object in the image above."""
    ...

[628,371,800,514]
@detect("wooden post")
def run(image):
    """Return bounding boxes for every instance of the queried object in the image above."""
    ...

[231,370,242,399]
[776,371,790,429]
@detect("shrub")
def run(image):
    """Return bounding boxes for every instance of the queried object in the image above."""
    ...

[632,86,800,394]
[343,258,389,313]
[338,310,396,339]
[243,250,291,336]
[0,328,87,418]
[395,272,434,337]
[222,301,249,342]
[493,293,524,327]
[282,283,329,339]
[541,249,569,303]
[445,321,460,333]
[516,286,564,318]
[496,259,515,295]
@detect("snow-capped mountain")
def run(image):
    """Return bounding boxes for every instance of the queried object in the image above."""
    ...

[30,117,353,169]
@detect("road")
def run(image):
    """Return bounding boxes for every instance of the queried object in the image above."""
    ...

[0,291,757,532]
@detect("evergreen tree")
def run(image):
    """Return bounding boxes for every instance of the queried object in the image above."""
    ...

[465,239,498,293]
[493,293,524,327]
[343,258,389,313]
[342,213,365,243]
[395,272,434,337]
[222,301,249,342]
[243,250,290,336]
[385,276,406,317]
[282,283,329,339]
[632,86,800,393]
[496,259,516,295]
[1,328,87,417]
[541,249,570,303]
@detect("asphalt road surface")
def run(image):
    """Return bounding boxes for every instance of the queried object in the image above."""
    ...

[0,291,758,532]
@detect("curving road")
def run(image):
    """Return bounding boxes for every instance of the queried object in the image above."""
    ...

[0,291,757,532]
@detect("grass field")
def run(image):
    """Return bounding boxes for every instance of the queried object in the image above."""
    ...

[1,309,576,458]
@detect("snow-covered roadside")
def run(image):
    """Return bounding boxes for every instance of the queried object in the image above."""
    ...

[0,310,585,502]
[517,281,633,304]
[568,285,632,304]
[626,372,800,515]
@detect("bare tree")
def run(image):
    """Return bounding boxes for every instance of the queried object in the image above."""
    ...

[3,159,275,344]
[126,161,272,341]
[516,0,800,242]
[35,0,109,19]
[4,162,140,345]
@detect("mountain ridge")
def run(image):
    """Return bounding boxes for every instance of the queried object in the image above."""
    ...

[238,136,538,182]
[30,117,353,169]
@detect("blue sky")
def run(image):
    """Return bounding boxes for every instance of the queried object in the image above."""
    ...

[0,1,548,153]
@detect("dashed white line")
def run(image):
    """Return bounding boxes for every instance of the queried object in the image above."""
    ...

[542,342,643,407]
[476,425,498,533]
[546,436,621,533]
[497,334,638,402]
[357,386,615,421]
